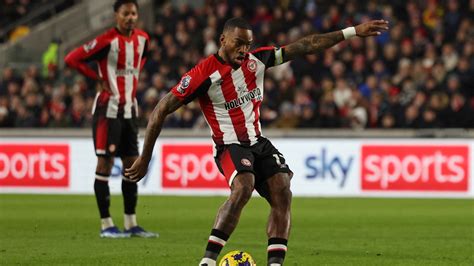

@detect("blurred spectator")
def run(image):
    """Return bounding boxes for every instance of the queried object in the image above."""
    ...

[1,0,76,43]
[42,39,60,78]
[271,102,299,129]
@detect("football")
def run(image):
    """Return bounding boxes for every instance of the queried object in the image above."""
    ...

[219,250,256,266]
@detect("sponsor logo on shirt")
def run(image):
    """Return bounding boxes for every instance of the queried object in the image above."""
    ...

[224,87,262,110]
[115,68,139,76]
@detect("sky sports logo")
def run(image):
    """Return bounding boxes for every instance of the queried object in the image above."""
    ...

[0,144,70,187]
[305,148,354,188]
[361,145,469,191]
[161,144,227,189]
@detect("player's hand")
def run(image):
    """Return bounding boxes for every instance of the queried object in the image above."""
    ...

[355,20,389,37]
[124,156,149,182]
[97,79,110,92]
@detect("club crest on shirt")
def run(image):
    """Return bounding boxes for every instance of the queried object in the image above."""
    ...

[247,59,257,72]
[241,158,252,167]
[177,75,191,94]
[83,39,97,53]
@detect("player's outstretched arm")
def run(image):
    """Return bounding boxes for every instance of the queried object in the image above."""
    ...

[125,92,183,181]
[283,20,389,62]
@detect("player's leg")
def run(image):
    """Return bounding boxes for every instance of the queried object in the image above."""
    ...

[200,172,255,266]
[121,155,139,228]
[92,115,127,238]
[94,155,114,229]
[200,146,255,266]
[119,117,157,237]
[262,172,292,266]
[253,139,292,265]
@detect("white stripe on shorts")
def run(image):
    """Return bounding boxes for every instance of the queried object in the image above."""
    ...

[228,170,238,187]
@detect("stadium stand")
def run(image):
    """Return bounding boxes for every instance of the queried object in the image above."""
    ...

[0,0,473,129]
[0,0,78,43]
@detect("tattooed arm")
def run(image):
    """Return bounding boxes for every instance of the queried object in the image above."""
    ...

[125,92,183,181]
[284,20,389,62]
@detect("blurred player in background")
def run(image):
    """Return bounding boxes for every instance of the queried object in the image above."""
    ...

[125,17,388,264]
[65,0,156,238]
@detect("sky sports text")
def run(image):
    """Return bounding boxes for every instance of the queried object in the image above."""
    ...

[361,145,469,191]
[0,144,69,187]
[161,144,227,189]
[305,148,354,188]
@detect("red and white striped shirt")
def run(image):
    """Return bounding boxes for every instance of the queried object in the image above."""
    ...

[171,46,285,146]
[65,28,149,119]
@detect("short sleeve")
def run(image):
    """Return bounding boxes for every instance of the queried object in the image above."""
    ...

[171,63,212,105]
[250,46,285,69]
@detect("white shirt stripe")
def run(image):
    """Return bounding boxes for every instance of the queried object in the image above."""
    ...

[106,38,120,118]
[231,67,258,145]
[207,71,237,145]
[124,41,134,119]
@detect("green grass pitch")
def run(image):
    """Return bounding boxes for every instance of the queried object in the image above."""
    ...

[0,194,472,265]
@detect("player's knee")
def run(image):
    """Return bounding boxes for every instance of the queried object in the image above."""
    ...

[96,156,114,175]
[274,183,292,210]
[229,185,253,210]
[230,172,254,204]
[275,172,292,193]
[281,186,292,207]
[231,185,253,206]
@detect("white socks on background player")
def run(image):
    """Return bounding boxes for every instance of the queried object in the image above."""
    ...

[101,217,114,230]
[124,214,138,230]
[100,214,137,230]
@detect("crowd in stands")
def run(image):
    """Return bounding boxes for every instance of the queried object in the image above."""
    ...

[0,0,473,129]
[0,0,76,43]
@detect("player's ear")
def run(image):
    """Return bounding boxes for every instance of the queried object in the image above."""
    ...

[220,33,226,47]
